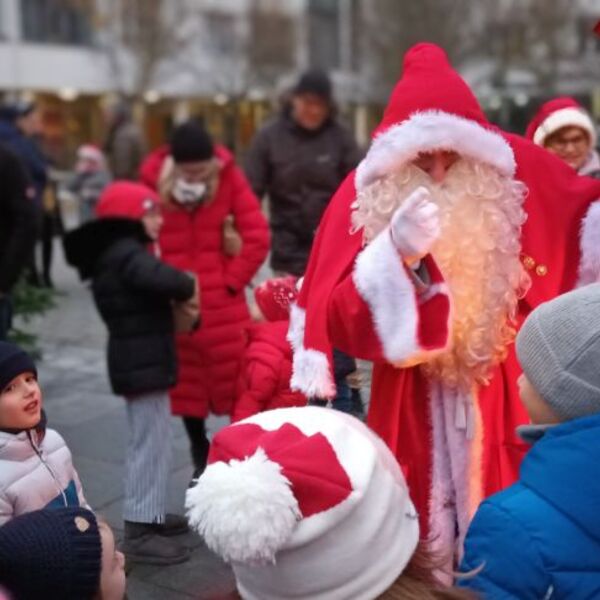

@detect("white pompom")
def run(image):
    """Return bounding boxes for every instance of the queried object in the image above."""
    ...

[185,447,301,565]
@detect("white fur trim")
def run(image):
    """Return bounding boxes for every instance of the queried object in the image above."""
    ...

[288,305,337,399]
[287,303,305,351]
[533,107,597,147]
[185,447,300,565]
[578,200,600,287]
[291,347,336,399]
[427,381,455,582]
[353,228,420,363]
[355,110,515,191]
[427,381,483,569]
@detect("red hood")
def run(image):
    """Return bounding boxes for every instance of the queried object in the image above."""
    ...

[245,321,292,357]
[139,144,234,191]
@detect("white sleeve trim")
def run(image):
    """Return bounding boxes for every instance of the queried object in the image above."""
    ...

[353,228,420,363]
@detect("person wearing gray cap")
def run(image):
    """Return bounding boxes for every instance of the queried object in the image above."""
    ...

[459,284,600,598]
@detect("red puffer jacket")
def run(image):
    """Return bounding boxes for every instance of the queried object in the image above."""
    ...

[232,321,307,422]
[142,145,270,417]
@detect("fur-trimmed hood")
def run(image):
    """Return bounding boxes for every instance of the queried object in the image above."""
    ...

[63,218,150,280]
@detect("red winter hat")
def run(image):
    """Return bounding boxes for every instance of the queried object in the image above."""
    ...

[95,181,160,220]
[526,97,597,147]
[355,43,515,191]
[254,276,298,322]
[186,406,419,600]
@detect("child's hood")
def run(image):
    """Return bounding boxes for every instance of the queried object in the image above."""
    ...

[520,412,600,542]
[63,218,149,280]
[245,321,292,358]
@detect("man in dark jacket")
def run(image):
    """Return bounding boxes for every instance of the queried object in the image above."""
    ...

[104,100,147,180]
[64,181,197,566]
[0,144,37,340]
[0,102,49,286]
[245,69,361,276]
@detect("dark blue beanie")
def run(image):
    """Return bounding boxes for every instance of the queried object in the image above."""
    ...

[0,342,37,392]
[0,507,102,599]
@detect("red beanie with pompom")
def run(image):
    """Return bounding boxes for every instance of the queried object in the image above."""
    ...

[95,181,160,220]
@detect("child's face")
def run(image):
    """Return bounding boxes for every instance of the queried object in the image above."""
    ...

[141,206,164,241]
[517,373,561,425]
[98,522,126,600]
[0,372,42,430]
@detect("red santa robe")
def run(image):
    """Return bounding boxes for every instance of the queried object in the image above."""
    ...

[289,43,600,544]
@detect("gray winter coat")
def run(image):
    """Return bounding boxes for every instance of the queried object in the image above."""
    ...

[105,120,147,181]
[0,426,87,525]
[245,110,361,275]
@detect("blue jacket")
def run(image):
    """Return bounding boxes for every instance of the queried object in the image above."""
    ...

[459,413,600,599]
[0,119,47,202]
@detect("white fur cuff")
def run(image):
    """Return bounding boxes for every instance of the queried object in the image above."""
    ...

[353,229,420,363]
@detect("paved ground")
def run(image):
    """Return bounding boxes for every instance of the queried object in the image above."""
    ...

[27,236,238,599]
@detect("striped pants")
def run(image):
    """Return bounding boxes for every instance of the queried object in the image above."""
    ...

[123,390,172,524]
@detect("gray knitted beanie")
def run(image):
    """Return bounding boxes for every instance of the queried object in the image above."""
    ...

[516,283,600,421]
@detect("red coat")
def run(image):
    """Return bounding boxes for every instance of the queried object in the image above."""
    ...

[143,145,270,417]
[232,321,307,422]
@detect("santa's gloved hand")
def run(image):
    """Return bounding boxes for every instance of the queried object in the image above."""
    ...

[390,186,440,261]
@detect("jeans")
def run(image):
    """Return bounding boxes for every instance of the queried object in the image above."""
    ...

[332,380,354,414]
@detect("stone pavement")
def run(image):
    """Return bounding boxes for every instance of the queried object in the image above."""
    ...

[27,239,238,599]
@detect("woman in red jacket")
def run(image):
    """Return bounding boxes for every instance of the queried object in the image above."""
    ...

[140,122,270,477]
[232,276,307,422]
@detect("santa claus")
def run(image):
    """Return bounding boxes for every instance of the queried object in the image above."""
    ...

[289,43,600,554]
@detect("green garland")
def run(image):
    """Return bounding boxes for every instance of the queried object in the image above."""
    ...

[8,279,57,358]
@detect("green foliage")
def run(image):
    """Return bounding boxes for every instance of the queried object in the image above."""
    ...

[7,280,57,358]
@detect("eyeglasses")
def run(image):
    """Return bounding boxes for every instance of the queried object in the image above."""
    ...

[546,132,589,151]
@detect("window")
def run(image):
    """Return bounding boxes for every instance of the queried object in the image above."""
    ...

[308,0,340,70]
[21,0,93,45]
[204,11,236,53]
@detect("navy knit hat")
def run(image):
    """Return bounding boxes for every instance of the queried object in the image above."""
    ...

[170,122,214,164]
[0,342,37,392]
[294,69,332,101]
[0,507,102,599]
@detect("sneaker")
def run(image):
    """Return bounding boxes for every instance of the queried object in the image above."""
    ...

[151,513,189,537]
[123,521,190,566]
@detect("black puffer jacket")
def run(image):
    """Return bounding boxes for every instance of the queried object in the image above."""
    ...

[245,109,361,275]
[0,144,37,294]
[64,219,194,396]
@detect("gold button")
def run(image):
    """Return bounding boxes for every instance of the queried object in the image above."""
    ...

[536,264,548,277]
[74,516,90,532]
[522,256,535,270]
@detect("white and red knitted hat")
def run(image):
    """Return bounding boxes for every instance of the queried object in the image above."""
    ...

[185,406,419,600]
[526,97,597,148]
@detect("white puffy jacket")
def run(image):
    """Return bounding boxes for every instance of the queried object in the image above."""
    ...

[0,425,87,525]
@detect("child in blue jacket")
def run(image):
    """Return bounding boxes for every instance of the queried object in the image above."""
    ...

[460,284,600,599]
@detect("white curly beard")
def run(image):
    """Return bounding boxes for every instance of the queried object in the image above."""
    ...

[351,159,530,390]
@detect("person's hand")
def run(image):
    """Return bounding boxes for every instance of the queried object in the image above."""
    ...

[390,186,440,262]
[223,215,242,257]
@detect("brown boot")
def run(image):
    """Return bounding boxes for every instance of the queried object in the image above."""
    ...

[123,521,190,566]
